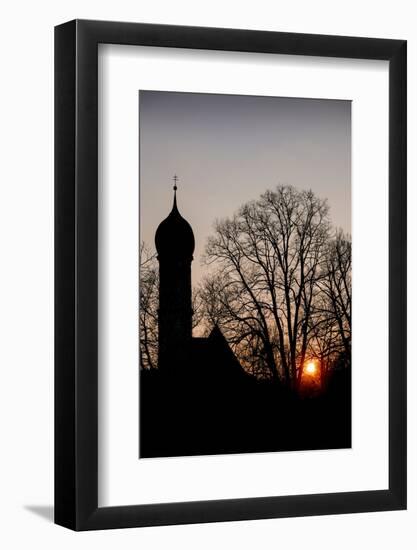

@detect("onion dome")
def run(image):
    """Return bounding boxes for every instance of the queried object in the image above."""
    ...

[155,180,195,259]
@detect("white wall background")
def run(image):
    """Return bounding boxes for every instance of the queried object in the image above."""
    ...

[0,1,414,548]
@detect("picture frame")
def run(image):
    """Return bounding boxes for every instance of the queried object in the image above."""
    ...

[55,19,406,531]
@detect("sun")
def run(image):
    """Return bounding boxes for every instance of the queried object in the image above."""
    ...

[305,361,317,375]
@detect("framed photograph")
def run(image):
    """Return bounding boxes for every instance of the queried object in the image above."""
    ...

[55,20,406,530]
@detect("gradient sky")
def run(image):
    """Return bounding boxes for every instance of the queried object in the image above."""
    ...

[139,91,351,287]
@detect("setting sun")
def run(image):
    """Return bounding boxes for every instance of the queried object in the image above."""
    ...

[305,361,317,375]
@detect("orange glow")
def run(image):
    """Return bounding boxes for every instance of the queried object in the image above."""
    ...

[305,360,317,375]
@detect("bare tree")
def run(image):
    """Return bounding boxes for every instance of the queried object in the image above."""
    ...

[198,272,276,379]
[139,242,159,369]
[307,298,345,387]
[202,185,331,389]
[319,230,352,362]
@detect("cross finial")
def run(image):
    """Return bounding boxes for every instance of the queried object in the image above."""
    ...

[173,174,178,191]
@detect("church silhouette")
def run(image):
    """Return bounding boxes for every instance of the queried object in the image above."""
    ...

[140,180,351,459]
[154,180,247,381]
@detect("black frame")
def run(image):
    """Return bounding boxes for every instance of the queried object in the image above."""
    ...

[55,19,407,531]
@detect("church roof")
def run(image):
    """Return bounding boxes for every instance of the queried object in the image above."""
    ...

[155,184,195,259]
[190,326,247,380]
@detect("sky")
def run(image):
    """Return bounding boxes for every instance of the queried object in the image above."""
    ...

[139,91,351,287]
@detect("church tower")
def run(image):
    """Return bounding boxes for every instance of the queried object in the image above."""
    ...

[155,177,195,371]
